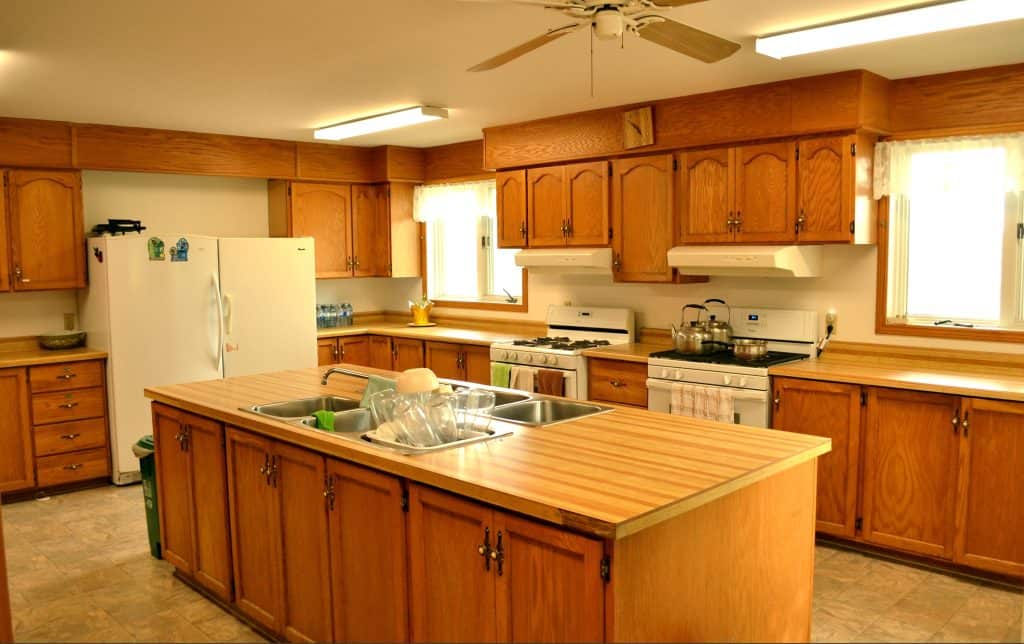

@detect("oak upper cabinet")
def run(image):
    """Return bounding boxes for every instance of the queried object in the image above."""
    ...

[151,404,232,600]
[283,182,353,279]
[527,162,609,248]
[5,169,86,291]
[0,368,34,493]
[526,166,566,248]
[393,338,426,372]
[226,429,333,641]
[678,148,734,244]
[408,484,605,644]
[796,135,876,244]
[611,154,675,283]
[0,176,9,292]
[953,398,1024,577]
[733,142,796,243]
[861,388,960,559]
[425,341,490,384]
[771,378,862,537]
[327,460,409,642]
[496,170,527,248]
[352,184,390,277]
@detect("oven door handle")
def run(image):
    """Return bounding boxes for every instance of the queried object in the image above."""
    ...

[645,378,769,401]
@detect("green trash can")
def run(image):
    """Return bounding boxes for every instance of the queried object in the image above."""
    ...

[132,435,161,559]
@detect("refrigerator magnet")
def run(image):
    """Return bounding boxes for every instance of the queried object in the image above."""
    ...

[170,238,190,262]
[147,237,165,261]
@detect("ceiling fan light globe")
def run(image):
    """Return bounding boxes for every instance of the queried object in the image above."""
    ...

[594,8,623,40]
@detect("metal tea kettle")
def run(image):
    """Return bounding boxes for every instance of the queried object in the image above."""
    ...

[703,298,733,345]
[670,304,716,354]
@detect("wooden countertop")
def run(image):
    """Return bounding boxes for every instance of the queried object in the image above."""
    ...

[317,322,518,346]
[0,344,107,369]
[145,367,830,540]
[581,342,671,364]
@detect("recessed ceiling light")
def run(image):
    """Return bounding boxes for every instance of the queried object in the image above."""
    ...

[755,0,1024,59]
[313,106,448,141]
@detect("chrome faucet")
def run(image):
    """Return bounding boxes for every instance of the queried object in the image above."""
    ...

[321,367,370,386]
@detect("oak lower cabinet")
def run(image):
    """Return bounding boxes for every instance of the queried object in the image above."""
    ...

[407,484,604,643]
[771,378,861,537]
[0,368,33,493]
[588,359,647,408]
[367,336,425,372]
[425,341,490,385]
[611,154,675,283]
[152,403,233,600]
[368,335,394,370]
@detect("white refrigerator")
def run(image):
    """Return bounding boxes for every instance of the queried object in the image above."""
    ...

[79,234,317,484]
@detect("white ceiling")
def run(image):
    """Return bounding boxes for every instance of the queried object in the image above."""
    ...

[1,0,1022,148]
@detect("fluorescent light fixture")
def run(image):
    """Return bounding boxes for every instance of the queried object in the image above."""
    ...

[755,0,1024,59]
[313,106,448,141]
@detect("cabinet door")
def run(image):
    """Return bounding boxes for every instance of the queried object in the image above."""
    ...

[734,143,796,243]
[7,170,85,290]
[352,184,385,278]
[151,404,194,574]
[678,148,734,244]
[565,161,609,247]
[375,185,393,276]
[861,388,959,558]
[797,136,853,242]
[368,336,393,370]
[275,442,333,644]
[393,338,425,372]
[527,166,567,248]
[953,398,1024,576]
[185,413,232,601]
[226,428,282,632]
[0,172,9,292]
[408,484,498,643]
[291,183,353,279]
[611,154,674,283]
[338,336,370,367]
[494,512,604,643]
[0,368,33,493]
[462,344,492,385]
[328,460,408,643]
[317,338,337,366]
[425,341,463,380]
[497,170,527,248]
[771,378,861,537]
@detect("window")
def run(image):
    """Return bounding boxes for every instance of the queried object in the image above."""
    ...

[876,134,1024,333]
[414,180,524,307]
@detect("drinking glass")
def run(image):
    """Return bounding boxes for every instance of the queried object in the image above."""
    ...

[454,389,495,437]
[424,392,459,443]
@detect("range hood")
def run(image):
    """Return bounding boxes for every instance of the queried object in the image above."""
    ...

[514,248,613,274]
[667,245,823,278]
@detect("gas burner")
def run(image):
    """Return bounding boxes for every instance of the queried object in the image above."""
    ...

[648,349,808,368]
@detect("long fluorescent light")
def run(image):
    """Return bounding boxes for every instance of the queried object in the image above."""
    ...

[313,106,448,141]
[756,0,1024,59]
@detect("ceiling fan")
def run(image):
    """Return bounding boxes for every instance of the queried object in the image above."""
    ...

[464,0,740,72]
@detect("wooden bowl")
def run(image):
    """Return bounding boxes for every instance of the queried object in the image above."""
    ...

[38,331,87,350]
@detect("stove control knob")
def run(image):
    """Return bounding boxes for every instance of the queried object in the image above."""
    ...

[674,370,683,380]
[739,377,748,388]
[723,375,732,386]
[501,351,510,360]
[548,356,558,367]
[509,352,518,360]
[523,354,533,363]
[660,368,669,378]
[538,355,549,365]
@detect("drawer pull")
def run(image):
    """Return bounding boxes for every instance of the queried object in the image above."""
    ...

[63,463,84,471]
[60,433,82,440]
[609,379,625,388]
[59,402,79,409]
[57,373,77,380]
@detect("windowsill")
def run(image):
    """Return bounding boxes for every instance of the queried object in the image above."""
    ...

[429,297,528,313]
[876,319,1024,344]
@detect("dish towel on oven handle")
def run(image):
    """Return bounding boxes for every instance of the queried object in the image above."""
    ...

[536,369,564,396]
[509,366,535,393]
[670,383,734,423]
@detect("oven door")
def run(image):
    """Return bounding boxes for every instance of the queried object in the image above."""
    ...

[646,378,770,428]
[492,361,579,399]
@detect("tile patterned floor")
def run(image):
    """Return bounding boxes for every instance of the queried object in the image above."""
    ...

[2,485,1022,643]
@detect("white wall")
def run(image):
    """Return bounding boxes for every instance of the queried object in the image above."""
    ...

[0,291,78,337]
[316,277,421,315]
[433,245,1024,355]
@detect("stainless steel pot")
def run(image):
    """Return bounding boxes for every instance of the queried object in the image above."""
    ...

[703,298,733,345]
[732,338,768,361]
[670,304,717,354]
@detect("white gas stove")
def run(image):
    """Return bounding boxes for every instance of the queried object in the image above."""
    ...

[491,306,635,399]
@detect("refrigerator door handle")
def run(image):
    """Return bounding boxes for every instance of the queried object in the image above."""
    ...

[223,294,234,335]
[213,273,226,372]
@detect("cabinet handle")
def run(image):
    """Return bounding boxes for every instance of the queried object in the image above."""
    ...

[269,455,279,488]
[735,211,742,231]
[13,266,29,283]
[59,401,79,409]
[490,530,505,576]
[726,211,734,231]
[609,379,625,388]
[323,474,336,512]
[333,344,340,361]
[951,413,960,434]
[612,253,622,272]
[57,373,77,381]
[339,344,346,360]
[354,257,360,269]
[773,392,781,410]
[478,527,492,572]
[346,256,353,270]
[519,221,527,240]
[961,411,969,437]
[60,433,81,440]
[566,220,573,237]
[63,463,84,471]
[259,453,271,483]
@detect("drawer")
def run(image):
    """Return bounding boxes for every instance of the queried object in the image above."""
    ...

[34,418,108,457]
[36,448,109,487]
[32,387,106,424]
[588,358,648,407]
[29,360,104,393]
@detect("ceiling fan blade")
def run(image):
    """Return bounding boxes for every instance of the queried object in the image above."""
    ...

[637,18,740,63]
[646,0,708,6]
[468,23,583,71]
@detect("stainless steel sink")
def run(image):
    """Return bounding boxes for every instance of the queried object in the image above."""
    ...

[487,399,613,426]
[247,395,360,419]
[297,408,374,433]
[449,386,530,407]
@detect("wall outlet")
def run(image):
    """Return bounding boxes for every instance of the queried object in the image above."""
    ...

[63,313,76,331]
[825,310,838,333]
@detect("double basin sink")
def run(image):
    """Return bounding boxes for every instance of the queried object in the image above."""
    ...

[245,384,613,453]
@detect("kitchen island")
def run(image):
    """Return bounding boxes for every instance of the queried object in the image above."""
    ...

[145,365,830,643]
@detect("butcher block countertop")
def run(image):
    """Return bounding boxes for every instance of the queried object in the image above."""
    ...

[317,322,518,346]
[0,337,107,369]
[769,341,1024,403]
[145,366,830,540]
[581,342,671,364]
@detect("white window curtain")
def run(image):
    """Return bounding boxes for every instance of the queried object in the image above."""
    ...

[413,180,496,223]
[874,134,1024,324]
